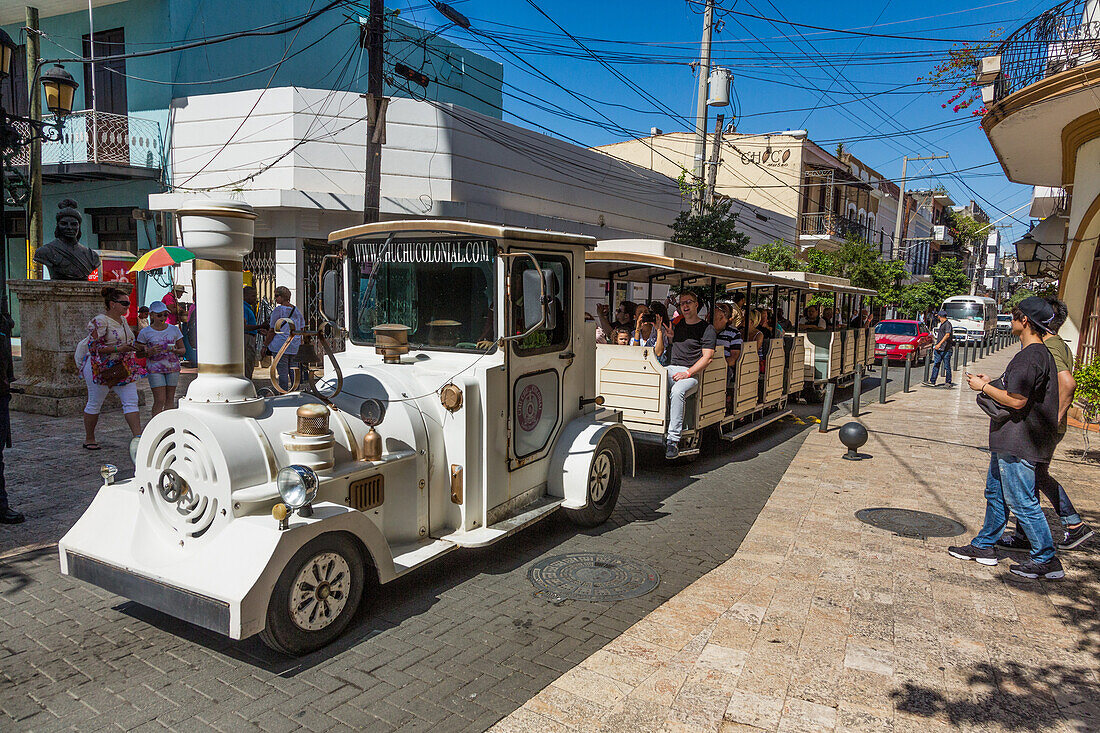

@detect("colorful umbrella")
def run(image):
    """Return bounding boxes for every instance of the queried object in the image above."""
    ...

[128,246,197,273]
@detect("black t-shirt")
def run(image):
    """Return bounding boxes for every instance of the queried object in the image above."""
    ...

[670,320,717,367]
[988,343,1059,464]
[934,320,953,350]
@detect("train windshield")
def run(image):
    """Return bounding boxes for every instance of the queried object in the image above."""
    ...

[944,302,984,320]
[348,237,496,350]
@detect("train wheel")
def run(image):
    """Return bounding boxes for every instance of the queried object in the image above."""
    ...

[259,533,365,656]
[564,438,623,528]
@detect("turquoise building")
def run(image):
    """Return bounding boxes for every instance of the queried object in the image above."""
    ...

[1,0,503,330]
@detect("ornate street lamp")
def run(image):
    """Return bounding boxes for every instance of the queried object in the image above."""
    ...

[40,64,79,118]
[1014,232,1039,262]
[0,29,16,81]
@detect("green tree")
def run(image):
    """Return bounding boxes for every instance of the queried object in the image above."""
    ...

[879,259,909,307]
[930,256,970,299]
[1006,283,1057,310]
[670,198,751,257]
[746,239,803,272]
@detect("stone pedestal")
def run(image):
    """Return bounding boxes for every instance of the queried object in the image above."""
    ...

[10,280,105,416]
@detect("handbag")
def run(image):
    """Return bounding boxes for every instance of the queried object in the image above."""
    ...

[976,377,1013,427]
[93,320,132,387]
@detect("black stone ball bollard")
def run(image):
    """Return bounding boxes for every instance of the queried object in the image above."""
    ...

[839,421,869,461]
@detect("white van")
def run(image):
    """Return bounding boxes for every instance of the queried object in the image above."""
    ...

[941,295,997,344]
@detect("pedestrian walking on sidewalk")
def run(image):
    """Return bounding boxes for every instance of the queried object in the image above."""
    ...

[81,287,145,451]
[0,313,23,524]
[949,297,1064,579]
[135,301,185,416]
[924,309,954,387]
[997,298,1094,552]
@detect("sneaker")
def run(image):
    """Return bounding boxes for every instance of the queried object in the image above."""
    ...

[1056,524,1095,550]
[921,380,934,387]
[665,441,680,460]
[995,534,1032,552]
[1009,557,1065,579]
[942,382,954,388]
[948,544,999,566]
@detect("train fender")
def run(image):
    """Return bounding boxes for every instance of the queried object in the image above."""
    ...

[239,503,395,639]
[548,417,635,509]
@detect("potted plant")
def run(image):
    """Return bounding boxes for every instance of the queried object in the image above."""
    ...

[1073,355,1100,432]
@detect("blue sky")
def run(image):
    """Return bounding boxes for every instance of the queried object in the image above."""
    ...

[393,0,1047,250]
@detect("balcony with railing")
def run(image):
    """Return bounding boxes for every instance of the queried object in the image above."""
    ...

[983,0,1100,186]
[798,212,869,248]
[994,0,1100,99]
[10,110,164,182]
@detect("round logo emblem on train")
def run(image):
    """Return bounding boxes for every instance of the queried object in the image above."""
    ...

[517,384,543,432]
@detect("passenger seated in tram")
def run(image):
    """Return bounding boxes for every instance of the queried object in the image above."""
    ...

[822,306,836,329]
[611,327,632,345]
[596,300,636,341]
[799,304,827,331]
[849,307,869,328]
[629,305,666,357]
[745,309,765,357]
[711,303,742,392]
[660,291,716,459]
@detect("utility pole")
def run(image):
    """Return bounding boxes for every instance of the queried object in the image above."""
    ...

[691,0,714,215]
[891,153,948,261]
[362,0,387,224]
[705,114,724,207]
[26,6,42,278]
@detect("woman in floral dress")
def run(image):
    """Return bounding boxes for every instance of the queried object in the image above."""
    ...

[81,287,145,450]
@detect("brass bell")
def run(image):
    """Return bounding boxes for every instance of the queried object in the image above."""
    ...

[362,426,382,462]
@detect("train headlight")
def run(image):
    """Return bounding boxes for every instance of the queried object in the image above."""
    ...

[276,465,318,509]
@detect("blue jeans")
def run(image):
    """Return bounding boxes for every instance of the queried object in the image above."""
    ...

[972,453,1055,563]
[930,348,953,384]
[665,365,699,444]
[276,353,299,391]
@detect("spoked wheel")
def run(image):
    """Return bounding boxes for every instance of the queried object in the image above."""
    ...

[564,437,623,528]
[259,533,365,656]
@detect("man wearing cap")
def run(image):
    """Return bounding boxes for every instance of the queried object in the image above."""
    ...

[949,297,1064,579]
[924,309,955,387]
[996,298,1094,553]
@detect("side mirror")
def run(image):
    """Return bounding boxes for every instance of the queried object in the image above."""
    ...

[321,269,340,325]
[521,267,558,331]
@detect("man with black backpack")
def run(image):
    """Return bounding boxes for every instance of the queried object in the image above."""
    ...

[949,297,1063,580]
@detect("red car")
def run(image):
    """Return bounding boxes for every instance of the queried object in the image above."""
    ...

[874,319,933,363]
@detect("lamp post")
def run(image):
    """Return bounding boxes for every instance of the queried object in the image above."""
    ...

[0,29,79,317]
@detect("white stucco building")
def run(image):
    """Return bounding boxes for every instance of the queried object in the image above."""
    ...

[148,89,684,315]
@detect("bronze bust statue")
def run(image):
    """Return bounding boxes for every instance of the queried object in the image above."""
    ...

[33,200,100,281]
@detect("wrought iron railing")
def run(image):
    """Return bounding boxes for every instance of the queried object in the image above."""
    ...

[996,0,1100,99]
[800,212,869,242]
[10,110,163,170]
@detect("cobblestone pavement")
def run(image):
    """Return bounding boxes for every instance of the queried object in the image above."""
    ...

[496,345,1100,733]
[0,357,924,732]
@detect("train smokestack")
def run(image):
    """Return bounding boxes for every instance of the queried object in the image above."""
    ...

[176,200,262,413]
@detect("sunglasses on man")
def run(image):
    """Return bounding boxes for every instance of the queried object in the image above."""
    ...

[114,300,130,307]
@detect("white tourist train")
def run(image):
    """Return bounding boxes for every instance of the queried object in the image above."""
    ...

[59,208,875,655]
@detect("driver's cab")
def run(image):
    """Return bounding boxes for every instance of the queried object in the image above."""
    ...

[325,221,624,546]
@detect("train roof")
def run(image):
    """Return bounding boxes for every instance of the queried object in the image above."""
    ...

[586,239,805,288]
[328,219,597,247]
[769,270,878,296]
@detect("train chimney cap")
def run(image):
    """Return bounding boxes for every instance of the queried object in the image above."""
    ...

[176,199,258,220]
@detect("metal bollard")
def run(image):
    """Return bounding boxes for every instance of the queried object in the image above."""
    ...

[923,352,932,383]
[904,354,912,393]
[819,382,835,433]
[852,365,863,418]
[962,340,968,367]
[879,354,889,403]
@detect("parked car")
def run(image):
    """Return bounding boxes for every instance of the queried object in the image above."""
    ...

[996,313,1012,334]
[874,319,933,363]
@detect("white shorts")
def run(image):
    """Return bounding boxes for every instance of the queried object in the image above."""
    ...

[83,360,140,415]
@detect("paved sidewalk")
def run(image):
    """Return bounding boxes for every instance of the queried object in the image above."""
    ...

[494,346,1100,733]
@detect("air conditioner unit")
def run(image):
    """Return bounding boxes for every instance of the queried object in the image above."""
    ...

[976,55,1001,84]
[981,85,996,105]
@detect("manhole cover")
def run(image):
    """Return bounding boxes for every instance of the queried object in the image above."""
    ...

[528,553,659,602]
[855,508,967,539]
